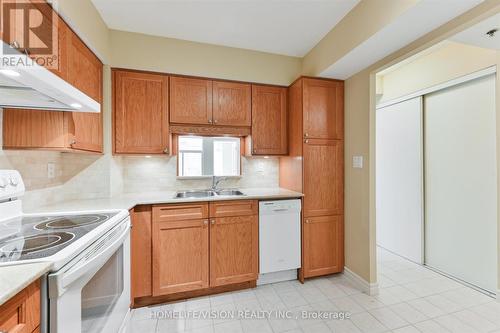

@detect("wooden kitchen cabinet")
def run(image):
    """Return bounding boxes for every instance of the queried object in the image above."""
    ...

[209,200,258,287]
[250,85,287,155]
[303,78,343,140]
[148,201,258,299]
[1,3,103,153]
[212,81,251,126]
[131,206,152,301]
[303,139,343,217]
[170,76,213,125]
[280,77,344,280]
[152,203,210,296]
[303,215,344,278]
[113,70,169,154]
[0,279,40,333]
[210,215,258,287]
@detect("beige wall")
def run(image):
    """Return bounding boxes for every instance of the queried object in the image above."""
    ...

[378,41,499,103]
[110,30,301,86]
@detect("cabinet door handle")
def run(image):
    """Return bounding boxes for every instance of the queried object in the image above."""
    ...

[70,140,76,145]
[164,147,169,154]
[305,219,310,224]
[208,119,213,124]
[211,219,216,225]
[304,139,309,144]
[304,133,309,138]
[203,220,209,226]
[214,119,218,124]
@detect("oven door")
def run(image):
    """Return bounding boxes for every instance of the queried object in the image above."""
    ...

[47,218,131,333]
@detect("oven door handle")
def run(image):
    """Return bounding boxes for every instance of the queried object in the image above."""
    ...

[50,219,130,293]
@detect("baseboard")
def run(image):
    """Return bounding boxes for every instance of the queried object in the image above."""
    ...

[343,267,379,296]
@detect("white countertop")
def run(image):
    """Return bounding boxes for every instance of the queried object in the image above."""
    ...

[0,262,52,306]
[26,187,303,213]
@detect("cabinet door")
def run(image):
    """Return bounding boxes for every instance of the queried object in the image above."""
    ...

[210,215,258,287]
[113,70,169,154]
[67,32,102,102]
[251,85,287,155]
[303,78,343,139]
[212,81,251,126]
[2,109,69,149]
[152,218,209,296]
[303,139,343,217]
[303,215,344,278]
[170,77,212,125]
[0,279,40,333]
[69,112,103,152]
[131,206,152,300]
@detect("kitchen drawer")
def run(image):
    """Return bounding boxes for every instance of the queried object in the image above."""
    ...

[0,279,40,333]
[209,200,258,218]
[153,203,209,222]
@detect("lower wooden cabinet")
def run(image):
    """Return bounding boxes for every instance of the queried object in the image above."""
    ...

[302,215,344,279]
[149,200,258,298]
[210,214,258,287]
[0,279,40,333]
[131,206,152,300]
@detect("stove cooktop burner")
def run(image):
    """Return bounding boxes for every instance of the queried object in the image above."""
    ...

[34,214,111,230]
[0,232,75,255]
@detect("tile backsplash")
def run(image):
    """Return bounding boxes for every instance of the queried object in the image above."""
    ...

[0,108,280,210]
[122,155,279,193]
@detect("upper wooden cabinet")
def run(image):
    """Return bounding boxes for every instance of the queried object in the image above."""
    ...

[67,32,102,102]
[250,85,287,155]
[113,70,169,154]
[170,77,251,127]
[212,81,251,126]
[170,77,212,125]
[1,2,103,153]
[303,78,344,140]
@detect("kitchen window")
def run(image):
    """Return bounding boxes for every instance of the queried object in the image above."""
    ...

[178,136,240,177]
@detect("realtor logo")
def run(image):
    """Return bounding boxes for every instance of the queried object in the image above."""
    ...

[1,0,59,69]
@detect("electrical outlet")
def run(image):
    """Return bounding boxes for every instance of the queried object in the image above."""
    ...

[47,162,55,179]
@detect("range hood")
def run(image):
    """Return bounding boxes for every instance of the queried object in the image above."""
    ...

[0,41,100,113]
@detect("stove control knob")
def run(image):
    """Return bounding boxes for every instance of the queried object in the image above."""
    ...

[9,176,19,187]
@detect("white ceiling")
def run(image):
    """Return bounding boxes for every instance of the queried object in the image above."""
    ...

[451,12,500,50]
[321,0,484,79]
[91,0,359,57]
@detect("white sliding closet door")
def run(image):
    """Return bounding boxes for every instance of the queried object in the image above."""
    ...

[424,74,497,293]
[376,97,424,263]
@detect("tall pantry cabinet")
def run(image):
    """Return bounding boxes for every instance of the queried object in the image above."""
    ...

[280,77,344,280]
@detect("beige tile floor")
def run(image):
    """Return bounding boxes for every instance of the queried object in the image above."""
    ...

[130,248,500,333]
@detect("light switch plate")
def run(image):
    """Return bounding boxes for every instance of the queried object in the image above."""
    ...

[352,155,363,169]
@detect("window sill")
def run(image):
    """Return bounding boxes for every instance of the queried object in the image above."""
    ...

[176,176,242,180]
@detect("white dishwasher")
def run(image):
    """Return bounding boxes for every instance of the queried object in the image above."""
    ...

[258,199,301,285]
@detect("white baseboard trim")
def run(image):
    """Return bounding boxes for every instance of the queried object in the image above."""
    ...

[343,267,379,296]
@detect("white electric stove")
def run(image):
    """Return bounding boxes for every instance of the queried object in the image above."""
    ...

[0,170,131,333]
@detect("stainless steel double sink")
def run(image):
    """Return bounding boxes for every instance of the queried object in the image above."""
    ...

[174,189,245,199]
